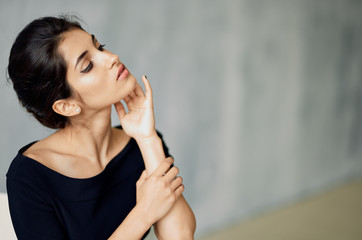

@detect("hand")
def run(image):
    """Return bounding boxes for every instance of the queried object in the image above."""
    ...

[136,157,184,225]
[114,75,157,140]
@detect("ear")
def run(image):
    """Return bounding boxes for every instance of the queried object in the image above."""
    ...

[52,99,81,117]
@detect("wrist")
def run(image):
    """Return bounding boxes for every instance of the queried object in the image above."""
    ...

[134,203,154,228]
[135,131,159,145]
[107,204,153,240]
[135,133,165,174]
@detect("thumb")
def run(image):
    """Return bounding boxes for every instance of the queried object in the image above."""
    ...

[138,170,148,183]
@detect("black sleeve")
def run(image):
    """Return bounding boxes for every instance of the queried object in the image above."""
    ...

[7,178,68,240]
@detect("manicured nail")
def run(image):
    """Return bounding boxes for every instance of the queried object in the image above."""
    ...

[144,75,148,80]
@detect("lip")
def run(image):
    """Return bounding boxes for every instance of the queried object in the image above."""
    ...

[117,64,129,81]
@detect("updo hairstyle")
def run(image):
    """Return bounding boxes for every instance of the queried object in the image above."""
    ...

[7,16,83,129]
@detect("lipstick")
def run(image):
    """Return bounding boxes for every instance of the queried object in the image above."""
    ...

[117,64,129,80]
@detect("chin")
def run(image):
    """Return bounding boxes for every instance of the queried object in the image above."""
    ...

[126,75,137,91]
[120,74,138,96]
[129,74,138,87]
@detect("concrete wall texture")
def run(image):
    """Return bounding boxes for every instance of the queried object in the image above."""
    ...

[1,0,361,237]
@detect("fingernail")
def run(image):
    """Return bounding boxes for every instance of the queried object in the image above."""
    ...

[144,75,148,80]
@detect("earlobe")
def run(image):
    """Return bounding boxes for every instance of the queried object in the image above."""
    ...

[52,100,81,116]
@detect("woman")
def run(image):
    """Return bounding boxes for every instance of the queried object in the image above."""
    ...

[6,15,196,240]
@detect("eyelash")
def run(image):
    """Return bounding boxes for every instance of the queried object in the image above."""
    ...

[80,44,106,73]
[98,44,106,51]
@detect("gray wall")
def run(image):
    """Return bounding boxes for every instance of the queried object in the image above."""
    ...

[1,0,362,237]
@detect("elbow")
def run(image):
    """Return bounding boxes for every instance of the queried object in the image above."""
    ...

[177,225,196,240]
[155,219,196,240]
[176,232,195,240]
[156,231,195,240]
[182,227,196,240]
[175,215,196,240]
[186,216,197,239]
[178,210,197,239]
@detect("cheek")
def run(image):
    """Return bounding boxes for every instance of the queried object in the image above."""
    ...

[75,74,106,96]
[67,71,138,108]
[66,74,104,104]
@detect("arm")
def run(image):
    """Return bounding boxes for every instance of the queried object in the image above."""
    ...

[137,136,196,240]
[108,159,183,240]
[107,204,151,240]
[7,163,181,240]
[115,75,196,239]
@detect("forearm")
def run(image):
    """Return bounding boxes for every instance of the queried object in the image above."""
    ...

[136,134,196,239]
[108,205,151,240]
[154,195,196,240]
[136,133,165,175]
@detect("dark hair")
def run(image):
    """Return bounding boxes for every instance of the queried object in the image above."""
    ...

[7,16,84,129]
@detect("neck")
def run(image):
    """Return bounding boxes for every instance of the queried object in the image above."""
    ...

[55,107,116,166]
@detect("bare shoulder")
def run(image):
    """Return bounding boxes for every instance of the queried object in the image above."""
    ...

[22,136,60,168]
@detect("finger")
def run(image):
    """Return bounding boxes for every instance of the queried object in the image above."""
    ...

[134,83,145,97]
[136,170,148,188]
[139,170,148,182]
[128,91,136,99]
[124,96,131,104]
[152,157,174,177]
[174,184,184,199]
[114,102,126,119]
[123,96,133,108]
[142,75,153,101]
[164,166,179,182]
[170,176,183,190]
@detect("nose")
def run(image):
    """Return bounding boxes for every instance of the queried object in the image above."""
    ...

[109,52,119,69]
[99,50,119,69]
[108,51,119,69]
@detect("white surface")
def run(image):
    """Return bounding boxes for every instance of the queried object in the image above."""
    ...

[0,193,17,240]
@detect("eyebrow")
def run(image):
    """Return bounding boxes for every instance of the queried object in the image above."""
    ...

[74,34,97,70]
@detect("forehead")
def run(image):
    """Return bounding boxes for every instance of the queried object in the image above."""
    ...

[58,29,92,66]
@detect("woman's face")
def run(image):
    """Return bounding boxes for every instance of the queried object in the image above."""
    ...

[58,29,137,110]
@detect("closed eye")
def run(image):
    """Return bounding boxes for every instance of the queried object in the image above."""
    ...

[81,61,93,73]
[80,44,105,73]
[98,44,106,51]
[80,34,105,74]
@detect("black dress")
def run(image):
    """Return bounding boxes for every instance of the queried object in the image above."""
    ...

[6,128,171,240]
